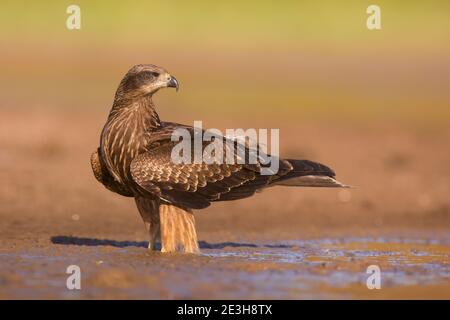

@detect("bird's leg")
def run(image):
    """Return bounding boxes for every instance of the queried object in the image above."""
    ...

[159,204,199,254]
[135,197,160,250]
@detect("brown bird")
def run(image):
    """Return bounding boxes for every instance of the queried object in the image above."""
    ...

[91,64,348,253]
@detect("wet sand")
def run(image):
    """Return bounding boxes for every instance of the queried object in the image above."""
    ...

[1,109,449,299]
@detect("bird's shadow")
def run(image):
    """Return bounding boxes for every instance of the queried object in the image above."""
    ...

[50,235,292,250]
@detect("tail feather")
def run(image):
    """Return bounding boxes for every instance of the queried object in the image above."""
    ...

[274,175,350,188]
[285,159,336,177]
[273,159,349,188]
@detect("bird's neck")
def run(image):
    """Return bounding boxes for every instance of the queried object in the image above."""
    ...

[100,95,161,185]
[109,94,161,131]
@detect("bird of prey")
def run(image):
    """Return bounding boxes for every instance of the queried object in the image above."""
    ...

[91,64,347,254]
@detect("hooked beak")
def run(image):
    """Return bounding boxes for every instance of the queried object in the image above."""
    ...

[167,76,179,92]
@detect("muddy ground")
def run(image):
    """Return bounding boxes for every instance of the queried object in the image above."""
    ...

[0,109,449,299]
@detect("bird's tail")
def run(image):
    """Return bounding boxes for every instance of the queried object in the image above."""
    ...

[272,159,349,188]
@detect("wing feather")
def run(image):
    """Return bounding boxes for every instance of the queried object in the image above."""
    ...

[130,130,268,208]
[129,122,331,209]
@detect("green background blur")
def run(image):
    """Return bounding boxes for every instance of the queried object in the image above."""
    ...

[1,1,450,125]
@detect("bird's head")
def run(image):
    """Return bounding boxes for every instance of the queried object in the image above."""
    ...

[117,64,179,98]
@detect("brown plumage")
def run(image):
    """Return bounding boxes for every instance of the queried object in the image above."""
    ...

[91,64,347,253]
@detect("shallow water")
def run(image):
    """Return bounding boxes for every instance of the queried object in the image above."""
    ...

[204,238,450,290]
[1,236,449,299]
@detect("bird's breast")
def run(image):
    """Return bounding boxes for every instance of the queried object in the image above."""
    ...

[100,117,150,194]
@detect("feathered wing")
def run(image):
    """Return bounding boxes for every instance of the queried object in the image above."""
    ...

[130,123,346,210]
[130,138,266,209]
[90,148,134,197]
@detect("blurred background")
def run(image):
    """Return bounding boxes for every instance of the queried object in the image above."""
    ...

[1,0,450,245]
[2,1,450,121]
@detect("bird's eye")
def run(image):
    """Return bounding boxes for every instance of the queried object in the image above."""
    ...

[139,71,160,79]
